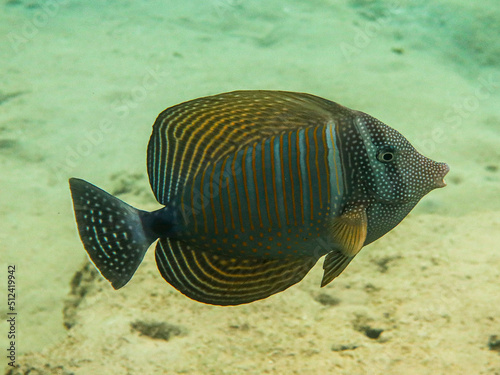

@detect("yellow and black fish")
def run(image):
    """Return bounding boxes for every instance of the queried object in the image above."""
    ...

[69,91,449,305]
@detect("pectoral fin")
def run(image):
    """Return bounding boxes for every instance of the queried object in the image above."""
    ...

[329,207,368,257]
[322,207,368,287]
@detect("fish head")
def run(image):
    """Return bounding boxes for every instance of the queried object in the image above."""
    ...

[351,113,449,205]
[341,112,449,244]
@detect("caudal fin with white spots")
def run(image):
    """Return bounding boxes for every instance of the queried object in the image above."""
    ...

[69,178,157,289]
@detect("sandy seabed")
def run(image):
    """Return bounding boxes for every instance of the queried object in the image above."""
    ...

[1,0,499,374]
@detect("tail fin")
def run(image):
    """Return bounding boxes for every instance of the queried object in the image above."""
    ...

[69,178,157,289]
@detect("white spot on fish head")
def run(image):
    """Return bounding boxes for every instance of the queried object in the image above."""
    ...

[355,113,449,204]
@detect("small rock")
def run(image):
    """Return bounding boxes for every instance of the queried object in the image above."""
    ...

[331,343,358,351]
[315,293,341,306]
[229,323,250,331]
[363,327,384,339]
[488,335,500,353]
[131,320,186,341]
[352,315,384,340]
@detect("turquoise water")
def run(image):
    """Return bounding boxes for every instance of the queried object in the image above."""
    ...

[1,1,499,374]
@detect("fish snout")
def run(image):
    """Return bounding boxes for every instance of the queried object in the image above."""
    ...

[434,162,450,188]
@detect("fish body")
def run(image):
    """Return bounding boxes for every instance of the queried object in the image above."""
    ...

[69,91,449,305]
[159,122,343,259]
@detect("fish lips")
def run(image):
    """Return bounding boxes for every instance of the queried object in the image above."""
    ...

[434,162,450,188]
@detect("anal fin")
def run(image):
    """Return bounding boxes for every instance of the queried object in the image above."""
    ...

[155,238,318,306]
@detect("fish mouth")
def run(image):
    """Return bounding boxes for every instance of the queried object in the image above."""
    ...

[435,162,450,188]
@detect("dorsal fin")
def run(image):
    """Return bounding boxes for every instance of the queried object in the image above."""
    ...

[154,238,318,305]
[147,90,352,204]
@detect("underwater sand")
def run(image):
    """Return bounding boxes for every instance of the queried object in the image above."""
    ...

[1,0,499,374]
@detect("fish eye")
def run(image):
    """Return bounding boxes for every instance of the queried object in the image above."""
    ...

[377,149,395,163]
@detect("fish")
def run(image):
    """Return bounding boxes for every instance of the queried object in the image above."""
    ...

[69,90,449,306]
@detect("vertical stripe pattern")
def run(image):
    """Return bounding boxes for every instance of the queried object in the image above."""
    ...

[146,91,350,206]
[176,125,343,239]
